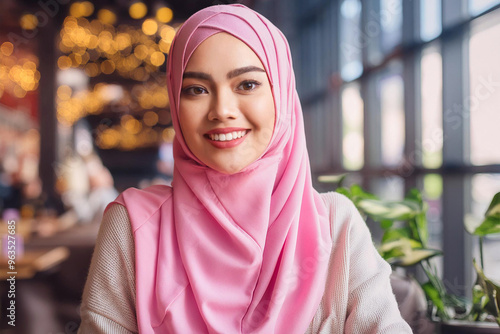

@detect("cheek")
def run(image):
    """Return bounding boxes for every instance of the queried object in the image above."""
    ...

[247,97,275,147]
[178,107,200,146]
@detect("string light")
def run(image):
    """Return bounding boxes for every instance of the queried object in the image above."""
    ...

[156,7,173,23]
[20,14,38,30]
[129,2,147,19]
[0,42,40,99]
[53,6,178,150]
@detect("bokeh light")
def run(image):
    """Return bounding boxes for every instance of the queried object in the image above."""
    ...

[129,2,147,19]
[97,9,117,25]
[20,14,38,30]
[156,7,173,23]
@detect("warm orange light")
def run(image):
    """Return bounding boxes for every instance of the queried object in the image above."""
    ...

[142,19,158,35]
[57,85,72,100]
[101,60,115,74]
[20,14,38,30]
[160,25,176,42]
[13,85,27,98]
[134,44,148,60]
[57,56,72,70]
[156,7,173,23]
[69,2,84,17]
[162,128,175,142]
[85,63,100,77]
[129,2,147,19]
[69,52,83,66]
[97,9,117,25]
[150,51,165,66]
[158,39,171,53]
[1,42,14,56]
[81,1,94,17]
[143,111,159,126]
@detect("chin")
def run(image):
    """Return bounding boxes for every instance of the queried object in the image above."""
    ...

[206,160,248,175]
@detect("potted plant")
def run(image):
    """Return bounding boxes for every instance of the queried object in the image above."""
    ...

[318,175,500,333]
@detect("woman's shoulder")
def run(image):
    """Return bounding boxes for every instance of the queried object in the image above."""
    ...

[319,191,364,241]
[104,184,173,232]
[319,191,358,213]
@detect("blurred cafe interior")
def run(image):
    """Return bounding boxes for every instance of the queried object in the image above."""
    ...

[1,0,500,332]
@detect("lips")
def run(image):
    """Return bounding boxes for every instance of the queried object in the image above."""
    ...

[204,127,249,148]
[209,130,247,141]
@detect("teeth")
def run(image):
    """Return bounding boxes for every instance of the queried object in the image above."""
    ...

[209,131,246,141]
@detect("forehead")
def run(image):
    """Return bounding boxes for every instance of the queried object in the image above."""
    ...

[184,32,266,72]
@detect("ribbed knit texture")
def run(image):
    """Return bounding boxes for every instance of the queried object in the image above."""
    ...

[78,193,412,334]
[79,204,138,333]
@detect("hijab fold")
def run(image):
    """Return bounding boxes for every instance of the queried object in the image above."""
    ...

[155,4,333,333]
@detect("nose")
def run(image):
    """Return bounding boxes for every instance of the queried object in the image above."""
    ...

[207,89,238,121]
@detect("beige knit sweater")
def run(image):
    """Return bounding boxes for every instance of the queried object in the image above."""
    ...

[78,192,412,333]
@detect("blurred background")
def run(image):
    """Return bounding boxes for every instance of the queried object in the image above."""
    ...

[0,0,499,332]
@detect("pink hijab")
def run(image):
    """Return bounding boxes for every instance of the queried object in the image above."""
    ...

[145,4,332,333]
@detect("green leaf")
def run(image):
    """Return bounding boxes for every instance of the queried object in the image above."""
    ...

[464,214,481,235]
[485,192,500,218]
[473,192,500,237]
[389,248,442,267]
[350,184,377,199]
[473,216,500,236]
[356,199,420,221]
[422,281,449,320]
[414,212,429,246]
[380,219,393,230]
[335,187,351,199]
[473,259,500,325]
[379,238,412,253]
[317,173,347,185]
[381,228,412,243]
[406,188,424,206]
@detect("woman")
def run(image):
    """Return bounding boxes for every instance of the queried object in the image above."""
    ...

[78,4,412,333]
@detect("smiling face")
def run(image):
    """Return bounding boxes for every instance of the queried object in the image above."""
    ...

[178,32,275,174]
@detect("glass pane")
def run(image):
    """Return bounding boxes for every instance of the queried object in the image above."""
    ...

[340,0,363,81]
[421,47,443,168]
[420,0,442,41]
[469,0,500,16]
[471,174,500,282]
[381,74,405,167]
[469,20,500,165]
[422,174,443,276]
[342,83,364,170]
[380,0,403,52]
[371,176,405,200]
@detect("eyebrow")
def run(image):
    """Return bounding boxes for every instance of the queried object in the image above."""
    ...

[182,65,266,81]
[227,66,266,79]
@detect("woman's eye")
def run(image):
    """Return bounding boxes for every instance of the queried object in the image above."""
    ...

[182,86,207,95]
[238,80,261,91]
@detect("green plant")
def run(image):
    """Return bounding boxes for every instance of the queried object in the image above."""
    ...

[323,177,500,326]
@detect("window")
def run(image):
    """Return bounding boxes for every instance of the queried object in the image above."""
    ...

[340,0,363,81]
[420,0,442,41]
[380,73,405,167]
[421,46,443,168]
[469,0,500,16]
[341,83,364,170]
[380,0,403,52]
[280,0,500,297]
[469,19,500,165]
[471,174,500,281]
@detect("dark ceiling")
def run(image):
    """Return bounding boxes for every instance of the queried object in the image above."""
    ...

[1,0,255,28]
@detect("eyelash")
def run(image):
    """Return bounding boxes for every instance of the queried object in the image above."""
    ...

[237,80,261,91]
[181,80,262,96]
[181,86,207,96]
